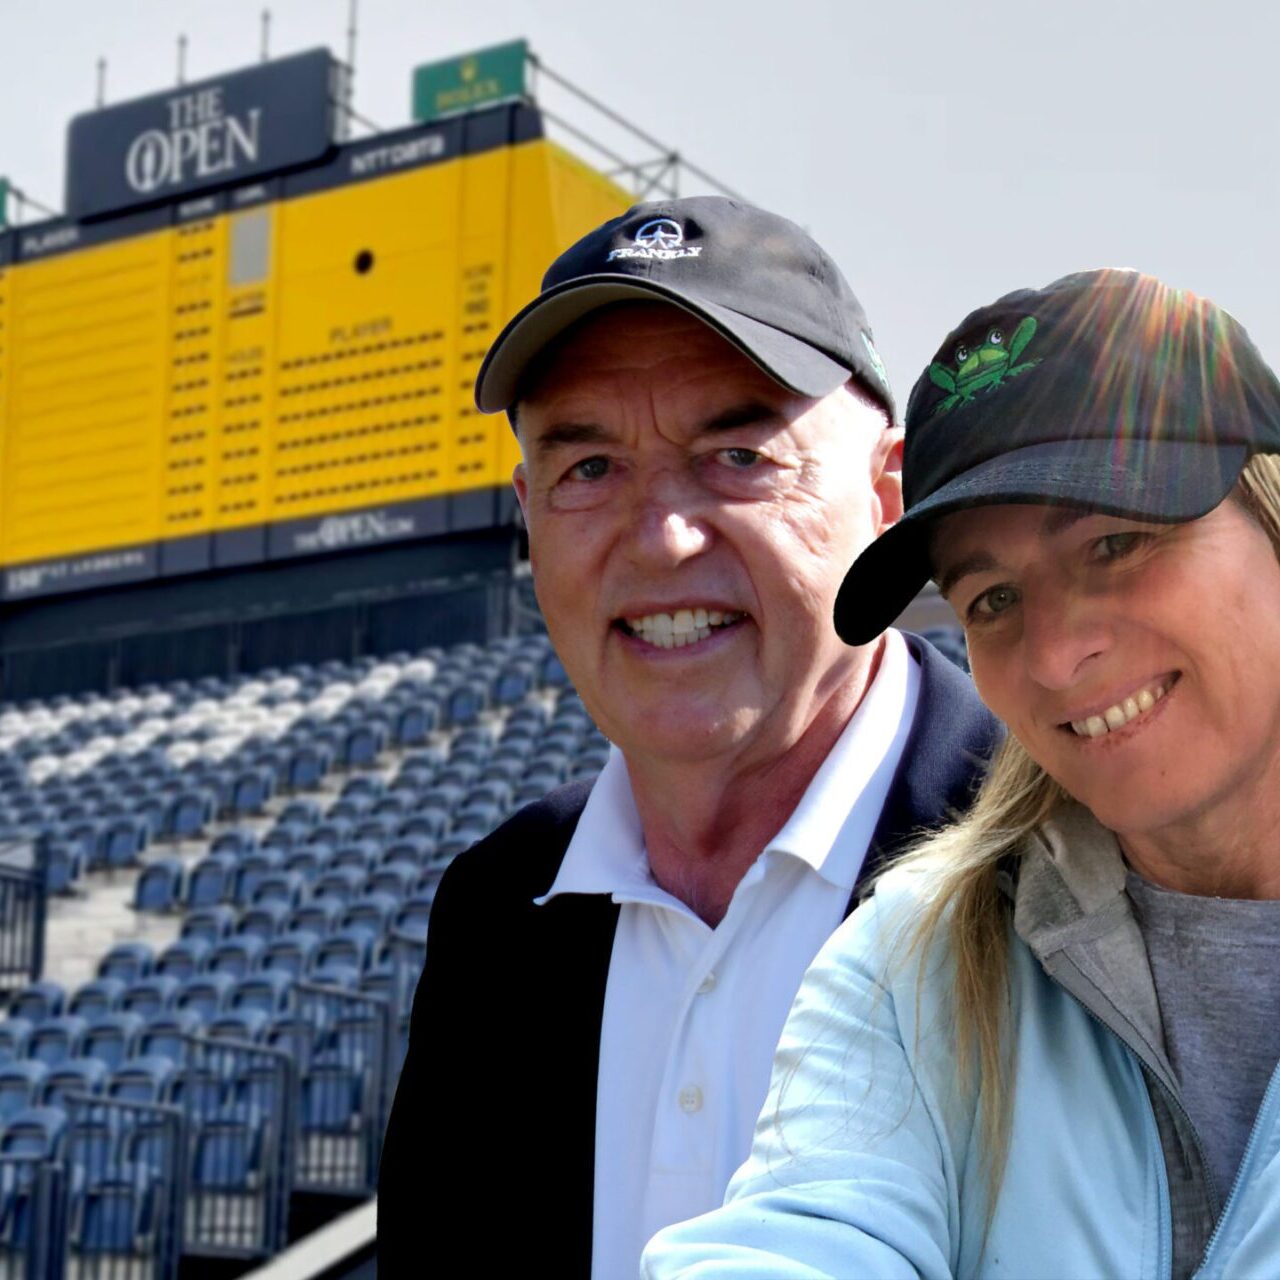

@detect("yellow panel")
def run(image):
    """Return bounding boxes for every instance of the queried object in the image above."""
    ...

[269,163,465,520]
[164,215,225,536]
[215,205,278,529]
[5,230,171,564]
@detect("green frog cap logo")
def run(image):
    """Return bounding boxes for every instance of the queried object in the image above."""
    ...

[927,315,1041,418]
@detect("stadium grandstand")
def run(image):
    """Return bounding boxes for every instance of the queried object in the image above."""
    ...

[0,26,967,1280]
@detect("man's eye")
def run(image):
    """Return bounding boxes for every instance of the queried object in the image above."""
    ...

[969,584,1019,620]
[1092,531,1145,561]
[569,456,610,482]
[719,447,761,469]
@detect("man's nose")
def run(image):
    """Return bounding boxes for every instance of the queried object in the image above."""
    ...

[1021,591,1110,691]
[625,475,710,566]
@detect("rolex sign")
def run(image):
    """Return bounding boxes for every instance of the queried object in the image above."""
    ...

[66,48,338,219]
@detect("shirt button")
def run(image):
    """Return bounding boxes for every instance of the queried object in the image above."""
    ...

[678,1085,704,1114]
[696,972,717,995]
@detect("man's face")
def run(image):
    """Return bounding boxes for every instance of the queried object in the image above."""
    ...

[513,303,902,774]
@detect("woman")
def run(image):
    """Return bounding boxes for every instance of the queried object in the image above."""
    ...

[641,268,1280,1280]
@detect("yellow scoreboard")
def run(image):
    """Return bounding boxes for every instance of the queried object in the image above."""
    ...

[0,98,628,600]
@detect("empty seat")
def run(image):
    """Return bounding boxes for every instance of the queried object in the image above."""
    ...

[312,928,373,976]
[97,941,155,984]
[10,981,65,1024]
[228,970,293,1017]
[68,977,126,1020]
[120,975,183,1020]
[1,1105,66,1157]
[163,787,217,838]
[0,1061,47,1123]
[206,1008,271,1044]
[136,1009,202,1066]
[237,899,291,942]
[40,1056,109,1110]
[262,930,321,979]
[41,838,83,894]
[284,847,332,880]
[309,819,355,848]
[175,972,236,1022]
[227,766,275,816]
[29,1013,89,1066]
[278,799,323,828]
[101,816,147,868]
[393,896,435,945]
[107,1055,176,1105]
[233,849,286,905]
[180,905,237,944]
[331,841,380,875]
[132,858,184,913]
[185,853,236,908]
[312,867,365,905]
[288,898,344,936]
[210,829,259,858]
[285,744,333,790]
[207,935,266,979]
[366,861,419,899]
[343,893,399,940]
[0,1019,34,1065]
[81,1012,147,1071]
[155,937,211,981]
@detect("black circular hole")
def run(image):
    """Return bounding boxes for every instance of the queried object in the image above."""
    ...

[354,249,375,274]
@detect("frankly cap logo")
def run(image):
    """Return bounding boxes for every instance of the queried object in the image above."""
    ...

[607,217,702,262]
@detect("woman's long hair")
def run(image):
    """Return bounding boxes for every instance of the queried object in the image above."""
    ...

[893,452,1280,1205]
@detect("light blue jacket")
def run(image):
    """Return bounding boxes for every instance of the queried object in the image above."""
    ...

[642,804,1280,1280]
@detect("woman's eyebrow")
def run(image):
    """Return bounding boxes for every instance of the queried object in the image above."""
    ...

[935,551,1000,598]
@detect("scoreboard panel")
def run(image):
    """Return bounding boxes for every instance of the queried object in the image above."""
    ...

[0,104,629,599]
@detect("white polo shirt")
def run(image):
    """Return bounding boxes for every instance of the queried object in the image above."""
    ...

[534,629,920,1280]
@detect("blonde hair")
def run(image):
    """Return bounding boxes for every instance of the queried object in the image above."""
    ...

[894,451,1280,1206]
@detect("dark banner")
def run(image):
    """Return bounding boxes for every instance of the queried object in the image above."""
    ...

[66,47,338,219]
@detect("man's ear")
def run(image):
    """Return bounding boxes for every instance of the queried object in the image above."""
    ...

[512,463,530,524]
[872,427,905,534]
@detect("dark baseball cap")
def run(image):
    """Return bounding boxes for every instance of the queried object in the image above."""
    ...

[834,267,1280,645]
[474,195,894,418]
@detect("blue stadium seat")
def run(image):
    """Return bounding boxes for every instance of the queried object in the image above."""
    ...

[96,941,155,984]
[175,972,236,1022]
[206,1008,270,1044]
[210,829,259,858]
[132,858,184,913]
[342,893,399,941]
[331,842,380,876]
[397,811,448,841]
[81,1012,147,1071]
[251,869,306,910]
[120,975,183,1021]
[68,978,127,1020]
[107,1055,176,1106]
[262,930,321,979]
[309,819,355,848]
[163,787,217,839]
[227,766,275,817]
[233,849,286,905]
[0,1019,33,1065]
[312,867,365,905]
[101,816,148,868]
[354,816,400,843]
[288,898,344,937]
[29,1014,89,1066]
[0,1062,47,1123]
[365,861,420,900]
[340,776,386,802]
[136,1009,202,1066]
[180,905,237,944]
[207,935,266,979]
[285,744,334,790]
[185,854,236,909]
[40,1057,109,1110]
[283,847,332,880]
[238,899,291,942]
[312,928,373,976]
[278,799,323,828]
[393,896,435,946]
[10,981,66,1024]
[41,839,83,894]
[228,970,293,1017]
[155,938,212,982]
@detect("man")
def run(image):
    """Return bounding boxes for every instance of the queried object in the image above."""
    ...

[378,197,1001,1278]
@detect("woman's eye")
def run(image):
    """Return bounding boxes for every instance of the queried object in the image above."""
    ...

[719,447,761,469]
[970,584,1019,620]
[569,456,610,482]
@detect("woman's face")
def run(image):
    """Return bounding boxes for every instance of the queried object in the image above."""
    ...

[932,497,1280,845]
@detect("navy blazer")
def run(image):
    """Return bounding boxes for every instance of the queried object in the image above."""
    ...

[377,635,1002,1278]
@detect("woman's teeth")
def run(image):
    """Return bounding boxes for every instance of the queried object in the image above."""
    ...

[1070,680,1170,738]
[624,609,745,650]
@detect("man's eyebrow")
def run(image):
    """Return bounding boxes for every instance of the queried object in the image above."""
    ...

[696,402,783,436]
[935,551,1000,599]
[1040,506,1094,538]
[526,421,616,458]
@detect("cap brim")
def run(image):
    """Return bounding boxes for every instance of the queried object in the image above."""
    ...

[475,275,852,413]
[833,436,1249,646]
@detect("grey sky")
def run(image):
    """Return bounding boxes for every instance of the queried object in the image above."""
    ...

[0,0,1275,402]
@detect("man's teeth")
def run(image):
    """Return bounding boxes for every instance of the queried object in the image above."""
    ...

[624,609,745,650]
[1070,681,1169,738]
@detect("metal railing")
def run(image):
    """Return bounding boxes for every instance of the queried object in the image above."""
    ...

[0,841,46,994]
[0,1153,65,1280]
